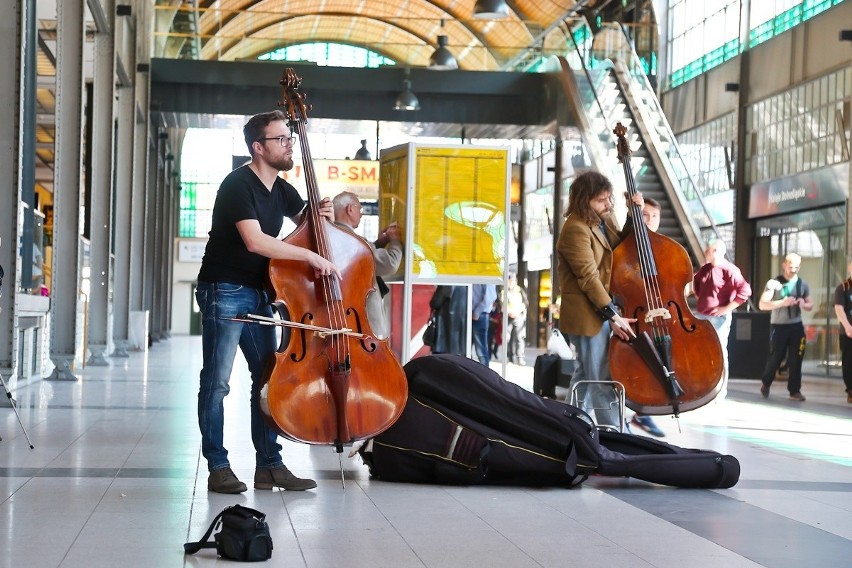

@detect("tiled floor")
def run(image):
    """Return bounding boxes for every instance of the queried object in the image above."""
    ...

[1,335,851,567]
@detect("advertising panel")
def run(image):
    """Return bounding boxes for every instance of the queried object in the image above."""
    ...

[379,143,510,363]
[410,146,508,279]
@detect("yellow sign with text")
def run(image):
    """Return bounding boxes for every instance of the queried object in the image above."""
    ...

[412,146,508,279]
[280,159,379,200]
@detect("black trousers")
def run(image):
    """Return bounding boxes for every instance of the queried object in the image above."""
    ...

[838,334,852,392]
[761,322,806,394]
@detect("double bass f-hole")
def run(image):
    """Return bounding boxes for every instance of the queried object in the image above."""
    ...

[345,307,378,353]
[667,301,697,333]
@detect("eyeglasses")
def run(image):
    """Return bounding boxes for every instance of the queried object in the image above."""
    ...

[257,134,296,146]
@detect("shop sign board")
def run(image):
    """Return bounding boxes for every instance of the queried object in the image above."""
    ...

[748,163,848,219]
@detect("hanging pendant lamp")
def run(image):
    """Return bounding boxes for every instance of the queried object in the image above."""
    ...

[393,79,421,111]
[474,0,510,19]
[394,69,420,111]
[429,20,458,70]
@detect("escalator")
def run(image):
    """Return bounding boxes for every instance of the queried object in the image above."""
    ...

[547,25,723,266]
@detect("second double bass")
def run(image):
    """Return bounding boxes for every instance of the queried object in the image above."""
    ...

[260,69,408,453]
[609,123,723,416]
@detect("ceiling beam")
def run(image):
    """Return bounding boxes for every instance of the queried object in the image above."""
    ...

[150,59,563,131]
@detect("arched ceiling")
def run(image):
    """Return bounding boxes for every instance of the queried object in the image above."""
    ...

[154,0,594,71]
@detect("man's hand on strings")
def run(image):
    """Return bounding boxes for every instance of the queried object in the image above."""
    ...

[317,197,335,223]
[308,252,340,280]
[610,313,637,341]
[623,191,645,209]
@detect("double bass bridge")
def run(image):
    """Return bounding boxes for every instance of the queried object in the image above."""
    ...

[643,308,672,323]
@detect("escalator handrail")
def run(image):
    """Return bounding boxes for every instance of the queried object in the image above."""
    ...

[610,23,726,248]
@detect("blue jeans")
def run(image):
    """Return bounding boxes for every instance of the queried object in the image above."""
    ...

[472,312,490,365]
[695,312,732,399]
[195,281,283,471]
[568,322,620,428]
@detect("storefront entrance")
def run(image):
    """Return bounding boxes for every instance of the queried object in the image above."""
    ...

[754,206,846,377]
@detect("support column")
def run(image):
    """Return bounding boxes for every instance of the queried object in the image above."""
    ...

[110,8,137,358]
[550,138,563,307]
[161,153,177,339]
[149,132,167,341]
[0,0,24,391]
[141,130,159,342]
[733,50,754,280]
[127,1,153,352]
[128,68,150,349]
[86,0,116,366]
[846,43,852,261]
[47,0,85,381]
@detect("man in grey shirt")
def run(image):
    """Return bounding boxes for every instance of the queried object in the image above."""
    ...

[758,253,813,401]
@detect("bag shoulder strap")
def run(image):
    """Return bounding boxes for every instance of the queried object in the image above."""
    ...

[184,509,226,555]
[230,504,267,522]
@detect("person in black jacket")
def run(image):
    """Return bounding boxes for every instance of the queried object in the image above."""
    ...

[429,285,468,356]
[832,260,852,404]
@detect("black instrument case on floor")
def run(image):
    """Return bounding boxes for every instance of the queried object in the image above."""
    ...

[360,354,739,489]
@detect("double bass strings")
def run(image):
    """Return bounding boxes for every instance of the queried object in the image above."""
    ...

[290,112,350,372]
[617,128,667,343]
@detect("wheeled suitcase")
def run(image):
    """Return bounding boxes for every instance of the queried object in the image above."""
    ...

[532,353,560,398]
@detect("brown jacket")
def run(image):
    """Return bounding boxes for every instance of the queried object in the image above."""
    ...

[556,213,624,337]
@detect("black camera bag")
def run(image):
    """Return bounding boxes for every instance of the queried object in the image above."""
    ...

[184,504,273,562]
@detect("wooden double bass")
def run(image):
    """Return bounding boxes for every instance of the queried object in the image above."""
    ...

[609,123,723,417]
[260,69,408,456]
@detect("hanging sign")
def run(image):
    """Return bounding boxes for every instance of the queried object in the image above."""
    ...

[280,159,380,200]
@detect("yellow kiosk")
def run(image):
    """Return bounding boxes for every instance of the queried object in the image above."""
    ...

[379,143,511,364]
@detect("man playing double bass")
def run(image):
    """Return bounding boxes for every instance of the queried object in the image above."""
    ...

[556,171,642,430]
[195,110,338,494]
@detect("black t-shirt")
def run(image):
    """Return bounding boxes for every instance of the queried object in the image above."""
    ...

[834,280,852,319]
[198,165,305,288]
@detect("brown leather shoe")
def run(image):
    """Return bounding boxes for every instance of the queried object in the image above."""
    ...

[255,466,317,491]
[789,392,806,402]
[760,384,770,398]
[847,392,852,404]
[208,467,247,494]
